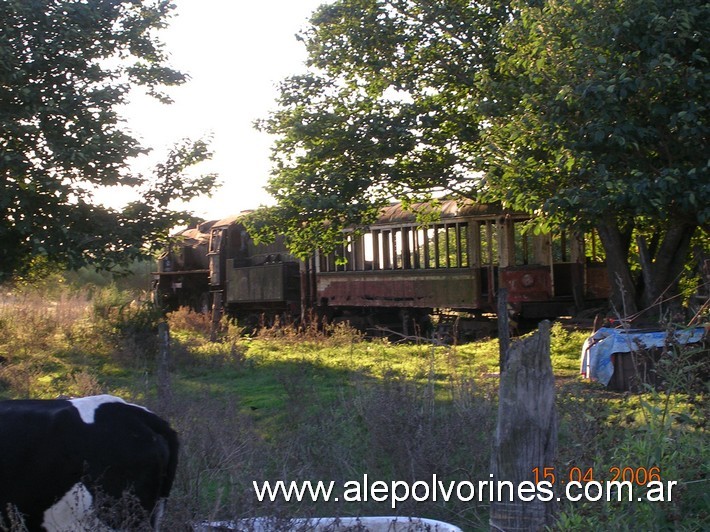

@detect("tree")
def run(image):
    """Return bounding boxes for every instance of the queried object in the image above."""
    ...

[251,0,510,257]
[484,0,709,316]
[254,0,708,317]
[0,0,217,282]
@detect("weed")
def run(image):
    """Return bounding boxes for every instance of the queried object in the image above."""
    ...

[167,306,215,339]
[256,312,364,347]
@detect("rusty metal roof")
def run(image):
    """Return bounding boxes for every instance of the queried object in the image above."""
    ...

[375,199,509,225]
[178,201,523,240]
[173,213,246,241]
[212,213,244,229]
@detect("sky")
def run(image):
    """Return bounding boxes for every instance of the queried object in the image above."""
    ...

[121,0,329,221]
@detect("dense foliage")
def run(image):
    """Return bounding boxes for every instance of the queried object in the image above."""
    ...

[0,0,217,282]
[252,0,709,315]
[252,0,509,254]
[485,0,709,314]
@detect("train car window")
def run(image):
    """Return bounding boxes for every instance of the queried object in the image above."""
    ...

[410,228,420,269]
[318,251,330,272]
[446,226,453,267]
[479,222,499,266]
[422,228,433,267]
[585,229,605,262]
[457,223,469,267]
[420,229,427,268]
[345,234,356,271]
[340,236,350,271]
[431,227,440,267]
[209,229,223,254]
[363,232,375,270]
[402,227,412,269]
[333,241,347,272]
[433,225,451,268]
[552,231,569,262]
[351,234,360,271]
[372,231,381,270]
[406,227,420,269]
[514,223,530,265]
[392,228,401,269]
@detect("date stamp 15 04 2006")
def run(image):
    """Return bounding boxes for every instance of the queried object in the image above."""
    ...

[532,466,678,502]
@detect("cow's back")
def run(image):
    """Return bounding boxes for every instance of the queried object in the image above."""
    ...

[0,396,178,531]
[79,399,179,512]
[0,399,81,529]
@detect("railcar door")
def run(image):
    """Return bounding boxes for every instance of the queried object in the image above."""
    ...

[474,219,499,307]
[497,216,557,317]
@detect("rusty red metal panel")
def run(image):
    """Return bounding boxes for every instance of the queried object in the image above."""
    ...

[585,263,611,299]
[317,269,481,309]
[500,266,553,303]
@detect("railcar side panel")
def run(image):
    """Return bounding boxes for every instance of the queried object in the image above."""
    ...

[585,263,611,299]
[500,266,553,303]
[226,261,300,304]
[317,269,481,309]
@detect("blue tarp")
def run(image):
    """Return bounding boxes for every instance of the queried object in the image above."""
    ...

[580,327,706,386]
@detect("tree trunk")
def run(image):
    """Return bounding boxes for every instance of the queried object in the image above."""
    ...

[640,222,696,315]
[597,221,638,316]
[599,221,696,322]
[490,320,557,531]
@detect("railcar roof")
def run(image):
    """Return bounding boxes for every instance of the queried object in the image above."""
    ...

[175,201,520,240]
[210,213,244,229]
[173,214,245,241]
[376,199,510,224]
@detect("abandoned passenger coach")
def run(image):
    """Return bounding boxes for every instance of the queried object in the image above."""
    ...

[154,200,610,333]
[312,200,609,332]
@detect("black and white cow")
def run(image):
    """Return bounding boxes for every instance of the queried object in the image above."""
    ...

[0,395,179,531]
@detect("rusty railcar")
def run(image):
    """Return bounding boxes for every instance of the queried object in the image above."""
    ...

[154,213,301,322]
[313,200,610,331]
[155,200,610,333]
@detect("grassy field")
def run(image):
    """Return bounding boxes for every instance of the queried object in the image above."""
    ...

[0,286,707,531]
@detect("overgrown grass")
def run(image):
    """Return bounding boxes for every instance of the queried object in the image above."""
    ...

[554,340,710,531]
[0,288,707,531]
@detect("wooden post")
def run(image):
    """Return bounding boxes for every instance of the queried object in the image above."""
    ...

[497,288,510,371]
[490,320,557,531]
[157,321,171,403]
[300,258,309,324]
[210,291,223,342]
